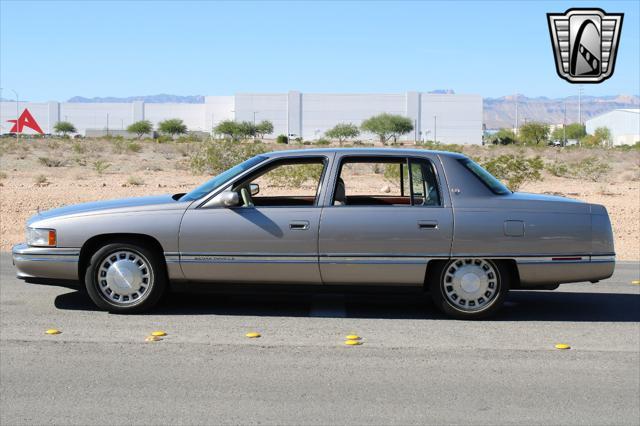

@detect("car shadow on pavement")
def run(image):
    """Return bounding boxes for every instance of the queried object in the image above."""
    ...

[54,289,640,322]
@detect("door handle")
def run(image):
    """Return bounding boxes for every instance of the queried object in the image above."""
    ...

[289,220,310,230]
[418,220,438,230]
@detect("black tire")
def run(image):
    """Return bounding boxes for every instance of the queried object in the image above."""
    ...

[84,242,167,313]
[429,258,510,319]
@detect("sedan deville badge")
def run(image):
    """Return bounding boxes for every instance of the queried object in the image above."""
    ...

[547,8,623,83]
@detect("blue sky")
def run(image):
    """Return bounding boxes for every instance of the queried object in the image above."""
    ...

[1,0,638,101]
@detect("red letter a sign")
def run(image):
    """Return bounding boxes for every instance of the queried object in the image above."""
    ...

[7,109,44,134]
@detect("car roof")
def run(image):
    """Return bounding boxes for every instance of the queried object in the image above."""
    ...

[263,147,467,159]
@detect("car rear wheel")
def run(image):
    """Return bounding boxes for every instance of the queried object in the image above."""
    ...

[84,242,167,313]
[429,258,509,319]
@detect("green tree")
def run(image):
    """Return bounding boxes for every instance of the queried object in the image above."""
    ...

[360,113,413,145]
[215,120,240,139]
[126,120,153,139]
[237,121,257,139]
[551,123,586,142]
[158,118,187,137]
[581,127,613,147]
[54,121,76,137]
[214,120,256,141]
[255,120,274,138]
[518,122,550,145]
[486,128,517,145]
[594,126,612,147]
[325,123,360,144]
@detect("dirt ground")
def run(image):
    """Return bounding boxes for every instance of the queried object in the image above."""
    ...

[1,137,638,260]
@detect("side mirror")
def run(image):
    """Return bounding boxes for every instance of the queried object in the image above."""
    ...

[250,183,260,196]
[208,190,239,208]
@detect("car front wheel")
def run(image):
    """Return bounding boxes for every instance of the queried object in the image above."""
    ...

[84,242,167,313]
[430,258,509,319]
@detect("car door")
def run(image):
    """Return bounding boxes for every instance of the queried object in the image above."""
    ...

[179,155,331,284]
[318,154,453,285]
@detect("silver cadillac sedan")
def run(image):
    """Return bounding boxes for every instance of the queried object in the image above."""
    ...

[13,148,615,319]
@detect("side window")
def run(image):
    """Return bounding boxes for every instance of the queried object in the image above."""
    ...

[234,158,325,207]
[333,157,440,207]
[410,159,441,206]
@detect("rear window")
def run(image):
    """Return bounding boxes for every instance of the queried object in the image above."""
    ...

[458,158,511,195]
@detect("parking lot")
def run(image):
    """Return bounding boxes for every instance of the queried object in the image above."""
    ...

[1,254,639,425]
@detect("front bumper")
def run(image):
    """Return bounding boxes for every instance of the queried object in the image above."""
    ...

[12,243,80,281]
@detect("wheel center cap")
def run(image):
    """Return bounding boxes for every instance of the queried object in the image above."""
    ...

[106,260,142,295]
[460,273,481,293]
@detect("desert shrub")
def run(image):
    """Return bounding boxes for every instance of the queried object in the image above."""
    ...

[126,176,144,186]
[546,160,570,177]
[112,139,126,154]
[113,139,143,154]
[93,160,111,175]
[570,157,611,182]
[481,154,544,191]
[294,137,303,143]
[0,171,7,179]
[269,163,324,187]
[175,143,197,158]
[34,174,49,186]
[276,134,288,144]
[38,157,66,167]
[315,138,331,145]
[127,141,142,153]
[45,139,60,150]
[190,140,266,175]
[72,142,86,154]
[156,135,173,144]
[177,134,203,143]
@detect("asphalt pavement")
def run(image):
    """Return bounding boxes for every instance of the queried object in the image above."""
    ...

[1,253,639,425]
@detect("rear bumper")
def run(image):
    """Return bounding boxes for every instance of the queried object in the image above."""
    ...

[12,243,80,281]
[516,255,615,287]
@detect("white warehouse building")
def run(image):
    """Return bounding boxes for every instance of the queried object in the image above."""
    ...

[585,109,640,146]
[0,91,483,144]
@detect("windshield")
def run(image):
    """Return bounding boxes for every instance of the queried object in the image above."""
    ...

[458,158,511,195]
[180,156,267,201]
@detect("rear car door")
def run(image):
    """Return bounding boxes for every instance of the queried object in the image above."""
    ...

[318,154,453,285]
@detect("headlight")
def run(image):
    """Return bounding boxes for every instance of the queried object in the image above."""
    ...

[26,228,57,247]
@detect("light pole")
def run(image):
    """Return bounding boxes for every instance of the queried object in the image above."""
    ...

[433,115,437,143]
[252,111,259,125]
[563,102,567,146]
[106,113,109,136]
[514,93,518,135]
[578,85,583,125]
[11,89,19,142]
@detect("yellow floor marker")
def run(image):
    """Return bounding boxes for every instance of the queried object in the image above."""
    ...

[246,332,261,338]
[145,335,162,342]
[345,339,362,346]
[151,331,167,337]
[555,343,571,350]
[345,335,361,340]
[632,280,640,285]
[45,329,61,335]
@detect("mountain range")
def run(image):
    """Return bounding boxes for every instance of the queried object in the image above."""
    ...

[483,94,639,128]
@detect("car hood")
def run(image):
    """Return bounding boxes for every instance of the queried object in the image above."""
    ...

[29,194,187,224]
